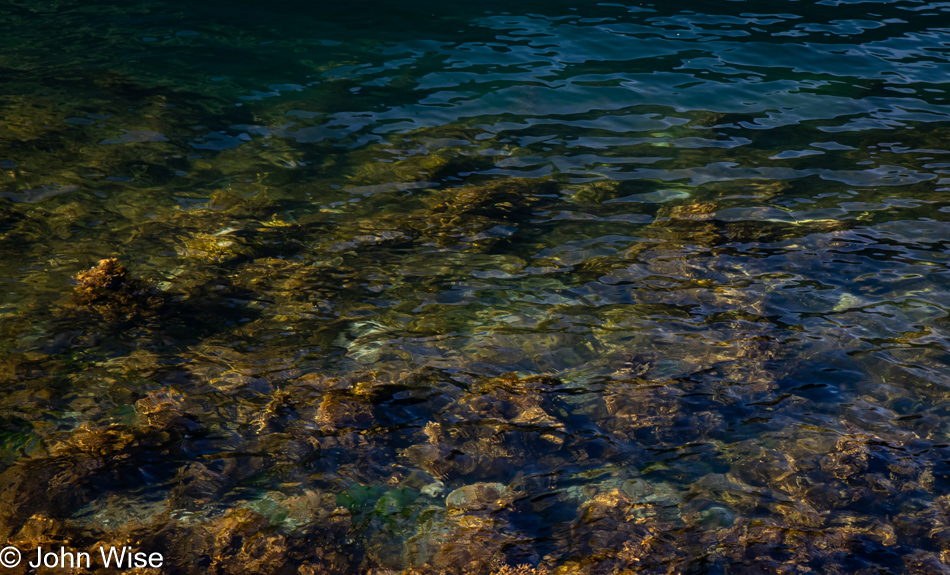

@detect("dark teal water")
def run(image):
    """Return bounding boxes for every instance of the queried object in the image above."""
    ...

[2,1,950,573]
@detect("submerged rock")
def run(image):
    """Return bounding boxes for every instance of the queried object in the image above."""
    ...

[667,200,718,221]
[446,482,512,512]
[820,436,870,480]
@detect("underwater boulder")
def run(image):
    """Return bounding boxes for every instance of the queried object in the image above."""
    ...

[445,482,512,512]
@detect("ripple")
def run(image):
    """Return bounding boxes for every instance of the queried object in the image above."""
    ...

[2,0,950,573]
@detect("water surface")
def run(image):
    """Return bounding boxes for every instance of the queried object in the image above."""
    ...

[2,0,950,573]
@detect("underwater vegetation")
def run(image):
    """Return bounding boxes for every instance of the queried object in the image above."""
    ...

[70,258,165,322]
[1,163,949,573]
[3,356,950,574]
[2,0,950,573]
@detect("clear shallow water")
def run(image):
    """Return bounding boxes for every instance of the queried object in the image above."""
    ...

[2,1,950,573]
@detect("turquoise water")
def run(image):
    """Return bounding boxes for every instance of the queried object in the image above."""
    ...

[2,1,950,573]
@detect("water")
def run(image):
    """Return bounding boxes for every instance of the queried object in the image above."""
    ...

[1,0,950,573]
